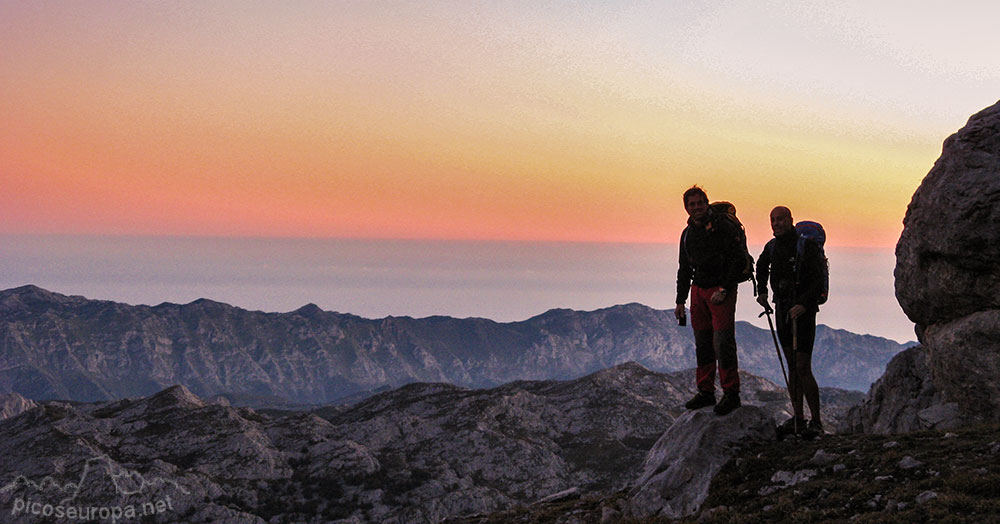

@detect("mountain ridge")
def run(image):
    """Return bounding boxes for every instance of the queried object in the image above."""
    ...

[0,285,910,405]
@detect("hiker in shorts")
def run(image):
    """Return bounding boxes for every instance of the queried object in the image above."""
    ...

[675,185,750,416]
[756,206,825,434]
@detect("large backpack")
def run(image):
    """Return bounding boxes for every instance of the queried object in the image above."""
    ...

[682,201,756,290]
[767,220,829,305]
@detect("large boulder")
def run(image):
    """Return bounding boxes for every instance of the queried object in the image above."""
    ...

[895,100,1000,329]
[625,407,776,519]
[878,99,1000,431]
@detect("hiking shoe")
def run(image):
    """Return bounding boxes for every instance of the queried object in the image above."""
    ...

[684,391,716,410]
[713,392,741,415]
[799,424,820,441]
[808,419,824,434]
[778,416,807,436]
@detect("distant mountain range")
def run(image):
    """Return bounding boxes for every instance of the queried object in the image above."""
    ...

[0,285,911,404]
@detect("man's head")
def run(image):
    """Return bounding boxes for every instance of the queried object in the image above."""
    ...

[770,206,794,237]
[683,185,709,223]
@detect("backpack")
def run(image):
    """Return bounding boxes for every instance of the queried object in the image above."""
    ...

[682,201,756,290]
[767,220,829,305]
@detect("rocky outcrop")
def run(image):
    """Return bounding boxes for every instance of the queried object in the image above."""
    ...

[625,407,777,519]
[0,363,806,524]
[844,346,962,434]
[0,392,36,420]
[0,285,907,405]
[879,100,1000,430]
[0,361,866,524]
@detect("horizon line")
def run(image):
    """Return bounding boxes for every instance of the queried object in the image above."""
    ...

[0,232,896,250]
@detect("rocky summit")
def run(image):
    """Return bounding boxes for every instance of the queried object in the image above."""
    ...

[0,285,907,406]
[0,363,863,524]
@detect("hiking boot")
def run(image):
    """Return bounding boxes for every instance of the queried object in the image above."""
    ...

[684,391,716,410]
[799,423,820,441]
[808,419,824,434]
[713,392,741,415]
[777,416,807,436]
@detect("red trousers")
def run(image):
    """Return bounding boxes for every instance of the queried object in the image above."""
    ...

[689,285,740,394]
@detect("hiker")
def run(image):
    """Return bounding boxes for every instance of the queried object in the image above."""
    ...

[674,185,751,416]
[756,206,825,434]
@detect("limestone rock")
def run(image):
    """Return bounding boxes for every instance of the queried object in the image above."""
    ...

[2,363,801,523]
[625,407,776,519]
[895,99,1000,327]
[899,456,923,470]
[921,310,1000,422]
[918,403,962,429]
[0,392,37,420]
[844,346,965,434]
[535,487,581,504]
[808,449,840,466]
[846,346,935,434]
[770,469,817,487]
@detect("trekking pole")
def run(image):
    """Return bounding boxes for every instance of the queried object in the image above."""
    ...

[760,307,796,434]
[791,315,799,435]
[759,308,790,398]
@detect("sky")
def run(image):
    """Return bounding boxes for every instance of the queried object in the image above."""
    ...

[3,1,1000,247]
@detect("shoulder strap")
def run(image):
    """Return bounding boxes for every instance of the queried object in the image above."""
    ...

[794,236,810,285]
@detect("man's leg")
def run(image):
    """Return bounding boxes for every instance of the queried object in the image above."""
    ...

[715,328,739,393]
[690,286,717,394]
[684,286,717,409]
[709,288,739,395]
[776,308,804,420]
[782,345,803,418]
[694,329,716,392]
[709,288,740,415]
[798,354,820,423]
[795,311,821,425]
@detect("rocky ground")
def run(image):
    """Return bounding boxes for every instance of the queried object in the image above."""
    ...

[2,364,862,524]
[447,422,1000,523]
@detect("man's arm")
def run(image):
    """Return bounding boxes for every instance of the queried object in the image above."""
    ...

[756,241,773,310]
[676,228,692,313]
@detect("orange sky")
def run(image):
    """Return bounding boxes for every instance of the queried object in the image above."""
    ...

[3,2,999,247]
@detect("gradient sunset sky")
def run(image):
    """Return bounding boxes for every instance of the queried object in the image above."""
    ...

[3,1,999,247]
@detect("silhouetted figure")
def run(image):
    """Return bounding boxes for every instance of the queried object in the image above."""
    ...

[756,206,825,434]
[675,186,749,416]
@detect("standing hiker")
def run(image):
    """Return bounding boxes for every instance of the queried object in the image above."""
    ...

[675,185,752,416]
[756,206,826,434]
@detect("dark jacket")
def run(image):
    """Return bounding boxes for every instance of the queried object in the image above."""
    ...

[756,230,824,311]
[676,214,747,304]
